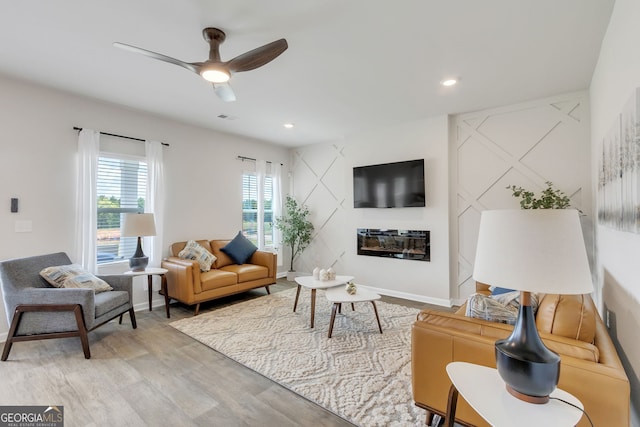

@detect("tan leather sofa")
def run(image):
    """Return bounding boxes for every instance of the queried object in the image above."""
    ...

[161,239,276,315]
[412,283,630,427]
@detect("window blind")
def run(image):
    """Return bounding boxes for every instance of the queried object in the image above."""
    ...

[96,156,147,263]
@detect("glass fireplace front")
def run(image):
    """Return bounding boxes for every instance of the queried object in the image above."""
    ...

[357,229,430,261]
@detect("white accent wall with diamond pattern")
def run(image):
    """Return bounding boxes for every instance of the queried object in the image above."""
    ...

[291,115,451,305]
[452,91,591,302]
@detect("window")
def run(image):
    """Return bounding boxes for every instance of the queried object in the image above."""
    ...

[242,172,274,249]
[96,155,147,263]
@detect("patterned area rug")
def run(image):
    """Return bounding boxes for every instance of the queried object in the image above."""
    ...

[169,287,424,426]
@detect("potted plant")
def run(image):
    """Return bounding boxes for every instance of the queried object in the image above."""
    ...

[506,181,572,209]
[274,196,314,280]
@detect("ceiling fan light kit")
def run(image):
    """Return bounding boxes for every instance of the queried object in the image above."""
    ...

[114,27,287,102]
[200,66,230,83]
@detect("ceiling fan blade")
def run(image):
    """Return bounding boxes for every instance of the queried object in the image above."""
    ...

[226,39,288,73]
[213,82,236,102]
[113,42,199,74]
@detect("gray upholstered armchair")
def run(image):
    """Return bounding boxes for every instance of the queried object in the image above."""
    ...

[0,252,136,360]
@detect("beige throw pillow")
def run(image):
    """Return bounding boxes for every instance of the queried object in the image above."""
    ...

[178,240,217,272]
[40,264,113,293]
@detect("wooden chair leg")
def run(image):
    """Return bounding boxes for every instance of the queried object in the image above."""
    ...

[73,305,91,359]
[265,285,271,295]
[1,307,24,361]
[194,303,201,316]
[118,314,123,324]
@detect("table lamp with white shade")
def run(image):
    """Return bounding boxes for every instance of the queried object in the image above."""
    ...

[473,209,593,404]
[121,213,156,271]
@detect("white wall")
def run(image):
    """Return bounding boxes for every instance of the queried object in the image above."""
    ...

[291,115,451,305]
[590,0,640,422]
[452,92,592,303]
[0,74,289,338]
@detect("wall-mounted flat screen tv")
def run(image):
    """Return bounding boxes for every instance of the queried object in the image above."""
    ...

[353,159,425,208]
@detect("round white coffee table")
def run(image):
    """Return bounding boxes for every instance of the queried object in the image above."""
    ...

[325,285,382,338]
[293,275,353,328]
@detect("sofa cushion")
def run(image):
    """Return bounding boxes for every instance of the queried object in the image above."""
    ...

[536,294,596,344]
[94,290,130,317]
[209,240,234,268]
[221,232,258,264]
[200,269,238,291]
[220,264,269,283]
[40,264,113,293]
[178,240,216,272]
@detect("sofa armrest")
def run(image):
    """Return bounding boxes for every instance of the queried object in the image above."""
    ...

[15,287,96,330]
[162,257,203,299]
[248,251,277,278]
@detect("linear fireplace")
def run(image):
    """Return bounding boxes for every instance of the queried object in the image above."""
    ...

[357,229,430,261]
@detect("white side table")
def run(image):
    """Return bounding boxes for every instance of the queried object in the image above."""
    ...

[124,267,170,318]
[444,362,584,427]
[325,285,382,338]
[293,275,354,328]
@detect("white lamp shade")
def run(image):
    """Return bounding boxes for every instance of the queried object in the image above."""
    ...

[122,213,156,237]
[473,209,593,295]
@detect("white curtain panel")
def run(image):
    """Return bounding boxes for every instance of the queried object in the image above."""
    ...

[145,140,165,267]
[256,160,267,250]
[75,129,99,273]
[272,162,283,266]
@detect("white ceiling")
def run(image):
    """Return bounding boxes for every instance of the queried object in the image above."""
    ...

[0,0,614,147]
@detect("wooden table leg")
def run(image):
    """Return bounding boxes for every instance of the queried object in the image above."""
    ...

[293,285,301,312]
[310,288,316,328]
[161,274,170,318]
[147,275,153,311]
[443,384,459,427]
[371,301,383,334]
[328,303,338,338]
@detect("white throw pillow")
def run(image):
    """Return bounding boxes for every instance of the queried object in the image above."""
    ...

[178,240,217,272]
[40,264,113,293]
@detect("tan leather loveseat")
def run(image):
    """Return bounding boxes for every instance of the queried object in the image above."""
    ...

[161,239,276,315]
[411,283,630,427]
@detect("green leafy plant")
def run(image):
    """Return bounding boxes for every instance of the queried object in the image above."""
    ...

[506,181,572,209]
[274,196,314,272]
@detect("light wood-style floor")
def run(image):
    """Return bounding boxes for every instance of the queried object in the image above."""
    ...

[0,280,455,427]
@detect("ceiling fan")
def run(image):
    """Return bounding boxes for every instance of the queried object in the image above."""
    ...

[114,28,288,102]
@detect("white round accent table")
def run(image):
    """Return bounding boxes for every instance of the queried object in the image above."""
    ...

[324,285,382,338]
[444,362,584,427]
[293,275,354,328]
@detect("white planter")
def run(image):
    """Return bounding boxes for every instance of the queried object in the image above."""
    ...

[286,271,298,281]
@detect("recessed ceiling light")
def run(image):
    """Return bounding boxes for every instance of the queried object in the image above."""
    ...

[441,79,458,87]
[284,123,294,129]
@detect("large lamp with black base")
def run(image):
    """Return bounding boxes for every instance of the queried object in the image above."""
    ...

[473,209,593,404]
[122,213,156,271]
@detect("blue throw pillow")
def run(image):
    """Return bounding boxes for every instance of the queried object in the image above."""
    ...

[491,287,516,295]
[221,231,258,264]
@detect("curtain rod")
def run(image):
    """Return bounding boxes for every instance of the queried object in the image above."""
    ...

[237,155,283,166]
[73,127,169,147]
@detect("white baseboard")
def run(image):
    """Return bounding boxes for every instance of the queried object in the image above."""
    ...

[356,284,454,308]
